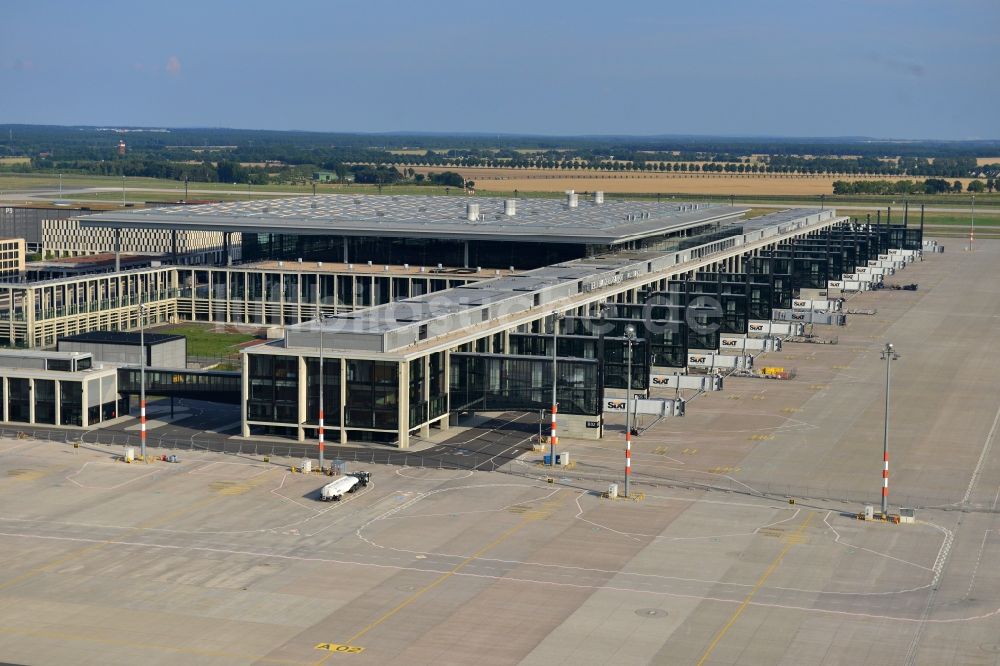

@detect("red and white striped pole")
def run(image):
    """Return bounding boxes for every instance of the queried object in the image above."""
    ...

[318,321,326,473]
[549,311,560,466]
[882,451,889,510]
[549,403,557,466]
[318,408,325,464]
[625,428,632,497]
[624,325,636,498]
[139,301,147,462]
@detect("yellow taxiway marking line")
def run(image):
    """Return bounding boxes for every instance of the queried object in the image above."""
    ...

[696,511,814,666]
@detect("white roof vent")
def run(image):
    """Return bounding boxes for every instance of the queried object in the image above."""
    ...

[565,190,578,208]
[594,191,604,204]
[466,202,480,221]
[504,199,517,216]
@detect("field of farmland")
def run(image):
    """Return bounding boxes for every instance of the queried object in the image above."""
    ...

[407,166,978,196]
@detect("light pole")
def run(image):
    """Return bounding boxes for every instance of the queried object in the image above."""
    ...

[549,311,564,466]
[970,194,975,252]
[139,299,147,461]
[880,342,899,517]
[624,324,636,498]
[122,175,126,207]
[317,313,335,472]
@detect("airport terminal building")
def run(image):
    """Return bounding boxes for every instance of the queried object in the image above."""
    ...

[76,193,922,446]
[0,193,923,442]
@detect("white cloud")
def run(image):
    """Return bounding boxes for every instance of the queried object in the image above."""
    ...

[165,55,181,76]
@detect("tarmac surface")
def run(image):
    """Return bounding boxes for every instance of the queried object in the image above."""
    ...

[2,238,1000,665]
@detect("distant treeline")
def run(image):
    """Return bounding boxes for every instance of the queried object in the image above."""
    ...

[2,124,998,185]
[832,178,996,195]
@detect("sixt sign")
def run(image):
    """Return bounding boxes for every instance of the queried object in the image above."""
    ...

[749,323,765,331]
[721,338,739,346]
[605,400,627,412]
[688,355,707,364]
[651,376,671,386]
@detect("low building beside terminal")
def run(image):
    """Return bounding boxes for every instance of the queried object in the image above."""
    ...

[57,331,187,368]
[0,350,122,427]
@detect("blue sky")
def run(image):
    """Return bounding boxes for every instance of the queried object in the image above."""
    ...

[2,0,997,139]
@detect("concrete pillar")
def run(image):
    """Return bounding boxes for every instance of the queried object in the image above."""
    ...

[2,377,7,423]
[439,351,451,431]
[419,355,431,439]
[81,379,89,428]
[339,358,348,444]
[397,360,409,449]
[54,379,61,426]
[113,228,121,272]
[463,241,469,268]
[224,232,232,266]
[240,353,250,438]
[171,229,179,264]
[343,237,349,263]
[297,355,308,442]
[28,378,35,424]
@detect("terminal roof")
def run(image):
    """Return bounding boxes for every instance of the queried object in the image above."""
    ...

[77,194,746,245]
[278,208,839,355]
[58,331,185,346]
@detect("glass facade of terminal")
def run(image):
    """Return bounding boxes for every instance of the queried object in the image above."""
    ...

[246,351,449,445]
[241,223,741,271]
[449,353,601,416]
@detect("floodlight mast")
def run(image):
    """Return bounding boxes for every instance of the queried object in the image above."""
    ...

[624,325,637,498]
[549,311,564,466]
[880,342,899,517]
[139,299,147,461]
[318,314,336,471]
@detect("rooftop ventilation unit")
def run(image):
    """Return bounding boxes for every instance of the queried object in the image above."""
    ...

[594,191,604,204]
[504,199,517,216]
[566,190,578,208]
[466,202,480,221]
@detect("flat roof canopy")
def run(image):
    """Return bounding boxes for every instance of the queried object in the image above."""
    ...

[77,194,747,245]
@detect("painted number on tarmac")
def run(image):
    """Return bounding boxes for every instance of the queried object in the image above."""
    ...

[315,643,365,654]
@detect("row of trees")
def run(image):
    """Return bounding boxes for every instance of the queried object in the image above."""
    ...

[832,178,997,195]
[378,154,993,179]
[339,166,471,189]
[4,125,998,187]
[28,156,271,184]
